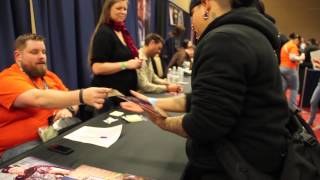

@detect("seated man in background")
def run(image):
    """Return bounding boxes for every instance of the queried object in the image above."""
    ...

[0,34,110,162]
[168,39,194,69]
[137,33,182,93]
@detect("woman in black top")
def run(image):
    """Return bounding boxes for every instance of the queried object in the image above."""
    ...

[88,0,142,95]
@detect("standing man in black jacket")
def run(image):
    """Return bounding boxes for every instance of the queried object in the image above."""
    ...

[125,0,289,179]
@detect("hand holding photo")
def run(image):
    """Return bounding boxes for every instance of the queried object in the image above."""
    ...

[120,101,144,113]
[118,95,167,118]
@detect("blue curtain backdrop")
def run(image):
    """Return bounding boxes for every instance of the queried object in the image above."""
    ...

[0,0,31,70]
[32,0,104,89]
[126,0,139,46]
[0,0,190,89]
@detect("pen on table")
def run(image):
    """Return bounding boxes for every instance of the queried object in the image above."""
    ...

[78,136,108,139]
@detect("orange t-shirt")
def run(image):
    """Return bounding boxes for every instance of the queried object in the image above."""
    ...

[280,40,300,69]
[0,64,67,154]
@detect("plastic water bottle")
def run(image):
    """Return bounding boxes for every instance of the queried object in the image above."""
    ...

[172,66,179,83]
[177,67,184,83]
[167,68,173,83]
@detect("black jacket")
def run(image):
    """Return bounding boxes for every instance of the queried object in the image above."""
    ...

[182,7,289,175]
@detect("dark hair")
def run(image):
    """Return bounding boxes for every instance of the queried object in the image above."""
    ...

[181,39,191,49]
[189,0,201,14]
[190,0,256,14]
[145,33,164,46]
[172,25,185,36]
[309,38,319,46]
[15,34,45,50]
[289,32,301,40]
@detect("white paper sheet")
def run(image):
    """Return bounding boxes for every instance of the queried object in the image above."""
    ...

[122,114,144,122]
[103,117,119,124]
[64,125,122,148]
[109,111,124,117]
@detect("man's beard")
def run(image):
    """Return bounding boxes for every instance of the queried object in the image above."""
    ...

[21,63,47,78]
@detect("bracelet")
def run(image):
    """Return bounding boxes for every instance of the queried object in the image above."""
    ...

[79,89,84,104]
[147,97,157,106]
[120,62,127,70]
[66,106,76,116]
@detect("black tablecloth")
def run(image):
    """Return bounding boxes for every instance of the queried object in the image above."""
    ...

[0,112,187,179]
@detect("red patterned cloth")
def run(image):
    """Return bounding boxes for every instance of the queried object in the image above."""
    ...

[107,21,138,58]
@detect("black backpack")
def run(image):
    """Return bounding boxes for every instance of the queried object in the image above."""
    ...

[215,110,320,180]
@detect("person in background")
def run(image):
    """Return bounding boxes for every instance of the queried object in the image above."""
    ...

[280,32,305,111]
[308,57,320,127]
[137,33,182,93]
[124,0,289,179]
[150,54,165,78]
[161,24,185,74]
[137,0,150,47]
[0,34,110,162]
[301,38,320,70]
[168,39,194,69]
[298,38,320,93]
[88,0,142,96]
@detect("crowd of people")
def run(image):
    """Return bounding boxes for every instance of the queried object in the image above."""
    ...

[0,0,320,179]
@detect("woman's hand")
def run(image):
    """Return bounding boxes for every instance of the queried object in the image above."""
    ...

[126,57,142,69]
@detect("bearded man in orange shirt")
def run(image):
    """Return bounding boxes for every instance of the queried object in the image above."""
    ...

[0,34,110,162]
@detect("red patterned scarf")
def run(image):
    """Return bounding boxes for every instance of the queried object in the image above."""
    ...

[108,21,138,58]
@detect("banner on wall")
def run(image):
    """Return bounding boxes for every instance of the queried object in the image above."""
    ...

[169,3,184,26]
[137,0,151,47]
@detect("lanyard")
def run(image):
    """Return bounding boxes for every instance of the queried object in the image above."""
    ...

[32,78,49,90]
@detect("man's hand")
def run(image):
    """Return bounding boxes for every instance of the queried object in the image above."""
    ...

[82,87,111,109]
[145,107,168,129]
[53,108,73,121]
[167,84,183,93]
